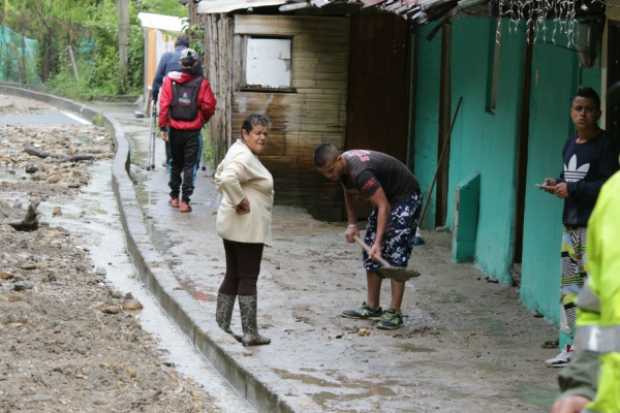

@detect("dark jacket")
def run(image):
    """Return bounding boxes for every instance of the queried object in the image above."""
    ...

[151,46,204,101]
[558,131,618,227]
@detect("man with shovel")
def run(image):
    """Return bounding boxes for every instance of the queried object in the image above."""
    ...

[314,144,422,330]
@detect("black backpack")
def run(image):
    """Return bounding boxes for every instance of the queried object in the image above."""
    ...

[170,76,203,121]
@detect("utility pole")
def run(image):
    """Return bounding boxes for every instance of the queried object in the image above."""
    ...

[117,0,129,93]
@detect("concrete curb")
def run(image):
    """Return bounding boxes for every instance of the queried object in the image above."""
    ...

[0,84,305,413]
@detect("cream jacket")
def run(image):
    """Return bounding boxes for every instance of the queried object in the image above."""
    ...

[214,139,274,245]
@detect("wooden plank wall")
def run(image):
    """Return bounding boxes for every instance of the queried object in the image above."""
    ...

[202,14,235,164]
[233,15,350,220]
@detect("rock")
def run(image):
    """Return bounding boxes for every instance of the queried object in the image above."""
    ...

[95,267,107,276]
[99,304,122,315]
[20,262,37,270]
[52,207,62,217]
[46,174,61,184]
[0,272,14,280]
[25,163,38,174]
[122,297,143,311]
[357,328,371,337]
[13,281,34,291]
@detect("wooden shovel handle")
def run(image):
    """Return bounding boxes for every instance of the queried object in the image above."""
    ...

[353,236,392,268]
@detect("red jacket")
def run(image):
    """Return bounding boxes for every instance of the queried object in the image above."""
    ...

[159,71,216,131]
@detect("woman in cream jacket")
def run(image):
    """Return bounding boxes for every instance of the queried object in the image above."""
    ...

[214,113,273,346]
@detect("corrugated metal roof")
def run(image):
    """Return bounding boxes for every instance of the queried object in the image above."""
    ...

[197,0,289,14]
[196,0,485,21]
[137,12,185,32]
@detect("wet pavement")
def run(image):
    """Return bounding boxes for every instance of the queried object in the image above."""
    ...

[101,102,563,413]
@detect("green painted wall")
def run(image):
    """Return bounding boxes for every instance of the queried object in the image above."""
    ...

[447,17,526,283]
[412,16,602,318]
[520,43,601,321]
[412,25,441,229]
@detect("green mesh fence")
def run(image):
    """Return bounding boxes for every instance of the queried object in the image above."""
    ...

[0,25,40,84]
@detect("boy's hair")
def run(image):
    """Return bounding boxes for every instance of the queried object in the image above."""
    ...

[241,113,270,134]
[175,35,190,48]
[314,143,340,167]
[574,87,601,110]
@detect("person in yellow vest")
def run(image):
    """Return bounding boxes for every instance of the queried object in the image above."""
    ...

[550,170,620,413]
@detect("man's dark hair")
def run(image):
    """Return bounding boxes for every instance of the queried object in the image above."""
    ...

[314,143,340,167]
[574,87,601,110]
[242,113,270,134]
[175,35,190,48]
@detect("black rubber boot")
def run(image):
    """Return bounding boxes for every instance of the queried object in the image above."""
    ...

[216,293,240,340]
[238,295,270,347]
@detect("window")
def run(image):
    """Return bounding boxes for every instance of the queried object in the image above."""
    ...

[242,36,293,91]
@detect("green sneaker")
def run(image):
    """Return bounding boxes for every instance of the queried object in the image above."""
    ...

[341,302,383,320]
[376,309,403,330]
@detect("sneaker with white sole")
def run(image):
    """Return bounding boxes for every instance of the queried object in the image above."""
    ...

[545,344,574,367]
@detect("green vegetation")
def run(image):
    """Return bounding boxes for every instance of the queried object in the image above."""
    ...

[202,127,214,169]
[0,0,189,99]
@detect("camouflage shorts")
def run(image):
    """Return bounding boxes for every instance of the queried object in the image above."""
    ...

[363,193,421,273]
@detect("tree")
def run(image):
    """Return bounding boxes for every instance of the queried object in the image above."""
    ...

[117,0,129,93]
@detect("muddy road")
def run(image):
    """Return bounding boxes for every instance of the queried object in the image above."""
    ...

[0,95,233,413]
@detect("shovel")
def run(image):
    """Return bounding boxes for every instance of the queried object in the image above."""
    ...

[353,236,421,282]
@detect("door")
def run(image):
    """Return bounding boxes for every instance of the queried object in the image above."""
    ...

[345,14,411,217]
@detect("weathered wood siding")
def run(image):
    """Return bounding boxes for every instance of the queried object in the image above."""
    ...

[233,15,350,220]
[203,14,235,164]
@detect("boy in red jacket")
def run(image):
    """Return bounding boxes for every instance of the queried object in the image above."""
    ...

[159,48,216,213]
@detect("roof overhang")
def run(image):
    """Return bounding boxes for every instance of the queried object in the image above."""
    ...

[197,0,289,14]
[137,12,186,32]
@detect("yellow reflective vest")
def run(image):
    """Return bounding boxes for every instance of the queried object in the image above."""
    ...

[559,171,620,413]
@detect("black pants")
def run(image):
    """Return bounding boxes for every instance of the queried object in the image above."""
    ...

[169,128,200,202]
[219,240,264,296]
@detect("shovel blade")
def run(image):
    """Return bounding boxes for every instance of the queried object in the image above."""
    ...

[377,267,421,282]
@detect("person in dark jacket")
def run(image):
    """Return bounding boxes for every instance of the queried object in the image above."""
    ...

[159,48,216,213]
[540,87,618,367]
[152,35,204,169]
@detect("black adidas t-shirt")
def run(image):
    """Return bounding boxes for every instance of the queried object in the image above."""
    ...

[340,150,420,203]
[560,131,619,226]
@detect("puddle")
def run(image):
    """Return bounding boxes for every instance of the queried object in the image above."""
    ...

[41,160,255,413]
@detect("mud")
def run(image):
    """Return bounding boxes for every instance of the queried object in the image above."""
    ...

[0,96,212,413]
[110,99,563,413]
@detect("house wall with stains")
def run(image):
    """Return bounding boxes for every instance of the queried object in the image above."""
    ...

[447,16,527,284]
[231,15,350,220]
[412,15,601,325]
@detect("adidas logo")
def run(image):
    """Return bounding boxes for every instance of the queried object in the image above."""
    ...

[563,154,590,183]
